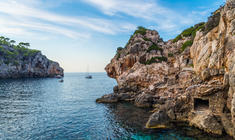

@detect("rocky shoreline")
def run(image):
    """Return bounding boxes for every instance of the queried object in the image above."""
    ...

[0,37,63,78]
[97,0,235,138]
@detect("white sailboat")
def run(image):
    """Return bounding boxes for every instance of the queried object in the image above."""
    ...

[85,66,92,79]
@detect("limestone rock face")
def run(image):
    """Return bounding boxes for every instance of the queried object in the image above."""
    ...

[189,111,223,135]
[0,45,63,78]
[98,0,235,138]
[146,110,170,129]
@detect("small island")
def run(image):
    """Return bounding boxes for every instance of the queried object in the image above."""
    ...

[0,36,63,78]
[97,0,235,138]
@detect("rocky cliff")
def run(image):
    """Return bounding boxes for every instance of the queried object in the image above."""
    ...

[97,0,235,138]
[0,37,63,78]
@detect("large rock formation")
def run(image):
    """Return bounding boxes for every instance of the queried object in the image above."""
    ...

[0,40,63,78]
[97,0,235,138]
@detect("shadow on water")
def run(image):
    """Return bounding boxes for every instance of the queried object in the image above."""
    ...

[103,103,233,140]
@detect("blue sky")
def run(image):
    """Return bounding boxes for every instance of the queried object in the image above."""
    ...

[0,0,225,72]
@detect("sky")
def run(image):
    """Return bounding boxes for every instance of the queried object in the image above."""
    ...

[0,0,226,72]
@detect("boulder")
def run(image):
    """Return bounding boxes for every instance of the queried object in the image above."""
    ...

[96,94,119,103]
[134,93,154,108]
[189,111,223,135]
[146,110,170,129]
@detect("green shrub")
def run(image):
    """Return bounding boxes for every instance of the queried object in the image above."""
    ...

[116,47,123,52]
[134,26,147,36]
[0,46,5,54]
[116,47,123,60]
[145,56,167,65]
[0,36,41,65]
[157,56,168,62]
[192,22,205,38]
[6,50,14,56]
[145,57,156,65]
[13,60,19,66]
[143,38,151,42]
[125,26,149,47]
[189,64,194,67]
[4,60,10,65]
[204,12,220,34]
[181,27,194,37]
[116,53,120,60]
[147,44,163,53]
[173,35,182,43]
[181,40,193,52]
[172,22,205,43]
[168,53,174,57]
[14,46,40,57]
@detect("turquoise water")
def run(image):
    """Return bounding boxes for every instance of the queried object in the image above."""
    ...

[0,73,231,140]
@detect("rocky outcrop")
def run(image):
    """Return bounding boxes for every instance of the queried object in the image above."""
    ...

[0,41,63,78]
[97,0,235,138]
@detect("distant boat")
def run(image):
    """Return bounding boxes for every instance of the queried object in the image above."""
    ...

[85,75,92,79]
[59,79,64,82]
[85,66,92,79]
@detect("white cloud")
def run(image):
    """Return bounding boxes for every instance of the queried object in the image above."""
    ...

[0,0,224,40]
[0,14,90,39]
[0,0,135,39]
[81,0,224,39]
[81,0,197,34]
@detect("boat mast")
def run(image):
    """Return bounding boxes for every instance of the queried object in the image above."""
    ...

[87,65,89,76]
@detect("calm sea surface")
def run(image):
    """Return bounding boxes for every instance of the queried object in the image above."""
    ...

[0,73,232,140]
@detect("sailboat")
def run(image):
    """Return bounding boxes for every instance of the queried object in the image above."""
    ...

[85,66,92,79]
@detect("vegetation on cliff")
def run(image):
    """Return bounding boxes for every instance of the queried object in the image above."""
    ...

[125,26,148,47]
[0,36,41,66]
[181,40,193,52]
[172,6,222,46]
[116,47,124,60]
[144,56,167,65]
[147,44,163,53]
[172,22,205,43]
[0,36,63,78]
[101,1,235,138]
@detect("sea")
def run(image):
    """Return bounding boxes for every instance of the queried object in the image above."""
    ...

[0,73,232,140]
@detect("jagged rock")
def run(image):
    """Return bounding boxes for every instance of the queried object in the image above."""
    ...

[201,68,210,80]
[0,44,63,78]
[117,92,132,101]
[221,113,234,136]
[96,94,119,103]
[224,73,230,87]
[98,0,235,138]
[146,110,170,129]
[134,92,154,107]
[113,85,119,93]
[189,111,223,135]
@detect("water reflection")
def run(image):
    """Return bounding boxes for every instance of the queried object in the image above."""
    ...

[0,74,233,140]
[104,103,233,140]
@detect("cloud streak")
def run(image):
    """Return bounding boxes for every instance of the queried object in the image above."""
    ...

[81,0,195,32]
[0,0,223,40]
[0,0,135,39]
[81,0,222,38]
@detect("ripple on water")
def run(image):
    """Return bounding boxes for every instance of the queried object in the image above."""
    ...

[0,73,233,140]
